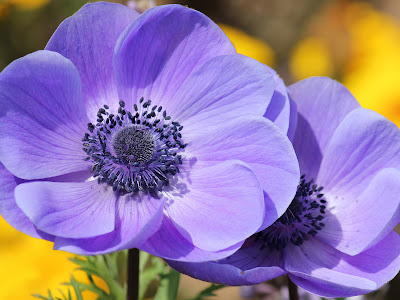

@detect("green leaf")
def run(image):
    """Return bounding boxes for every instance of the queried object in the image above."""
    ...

[139,251,151,272]
[139,254,168,299]
[64,274,112,300]
[68,254,126,299]
[154,268,181,300]
[33,252,128,300]
[32,293,51,300]
[188,284,226,300]
[32,289,60,300]
[116,250,128,286]
[67,275,84,300]
[57,288,71,300]
[32,251,172,300]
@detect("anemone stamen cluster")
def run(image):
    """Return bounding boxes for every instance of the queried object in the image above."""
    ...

[255,175,327,251]
[82,98,186,194]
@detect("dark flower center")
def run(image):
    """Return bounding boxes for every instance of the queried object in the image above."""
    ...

[255,175,327,251]
[112,125,156,164]
[82,98,187,194]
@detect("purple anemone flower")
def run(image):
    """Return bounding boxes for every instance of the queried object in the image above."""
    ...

[0,2,300,260]
[167,77,400,296]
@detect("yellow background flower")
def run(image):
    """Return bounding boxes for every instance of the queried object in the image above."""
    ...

[289,1,400,125]
[220,23,275,67]
[290,37,334,81]
[1,0,50,10]
[0,217,107,299]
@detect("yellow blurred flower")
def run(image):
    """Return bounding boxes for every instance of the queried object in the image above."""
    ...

[0,0,50,19]
[3,0,50,10]
[290,37,334,81]
[219,23,275,67]
[0,216,106,299]
[341,2,400,124]
[289,1,400,125]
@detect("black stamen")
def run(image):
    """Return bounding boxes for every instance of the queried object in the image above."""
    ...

[82,99,185,195]
[255,175,328,251]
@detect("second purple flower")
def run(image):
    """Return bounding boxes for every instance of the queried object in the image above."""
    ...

[168,77,400,297]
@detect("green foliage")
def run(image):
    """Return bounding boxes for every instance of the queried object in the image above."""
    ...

[31,250,227,300]
[154,268,181,300]
[188,284,226,300]
[33,251,128,300]
[32,288,72,300]
[31,250,174,300]
[139,252,167,299]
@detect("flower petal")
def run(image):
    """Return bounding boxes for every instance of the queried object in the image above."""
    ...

[289,77,360,178]
[186,117,299,230]
[171,55,275,132]
[334,231,400,292]
[287,96,298,142]
[15,181,116,239]
[286,233,400,298]
[167,242,285,285]
[166,160,264,252]
[46,2,139,119]
[285,241,376,298]
[0,163,53,240]
[0,50,89,179]
[317,168,400,255]
[53,194,165,255]
[139,215,243,262]
[264,69,292,135]
[318,108,400,196]
[114,4,236,111]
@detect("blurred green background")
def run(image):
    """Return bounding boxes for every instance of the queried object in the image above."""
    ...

[0,0,399,299]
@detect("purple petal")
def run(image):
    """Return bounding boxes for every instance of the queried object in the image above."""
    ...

[171,55,274,132]
[168,262,285,286]
[0,50,89,179]
[285,241,376,298]
[167,241,285,285]
[318,108,400,196]
[186,117,299,230]
[317,168,400,255]
[114,4,236,111]
[289,276,370,298]
[286,96,298,142]
[286,233,400,298]
[139,215,243,262]
[46,2,139,119]
[0,163,53,240]
[289,77,360,178]
[166,160,264,252]
[53,194,165,255]
[264,69,292,135]
[338,231,400,290]
[15,180,116,239]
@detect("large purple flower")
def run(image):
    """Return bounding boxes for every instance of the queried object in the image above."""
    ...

[168,77,400,296]
[0,2,299,260]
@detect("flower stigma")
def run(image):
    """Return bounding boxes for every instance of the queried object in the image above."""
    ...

[112,125,156,164]
[255,175,327,251]
[82,98,187,194]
